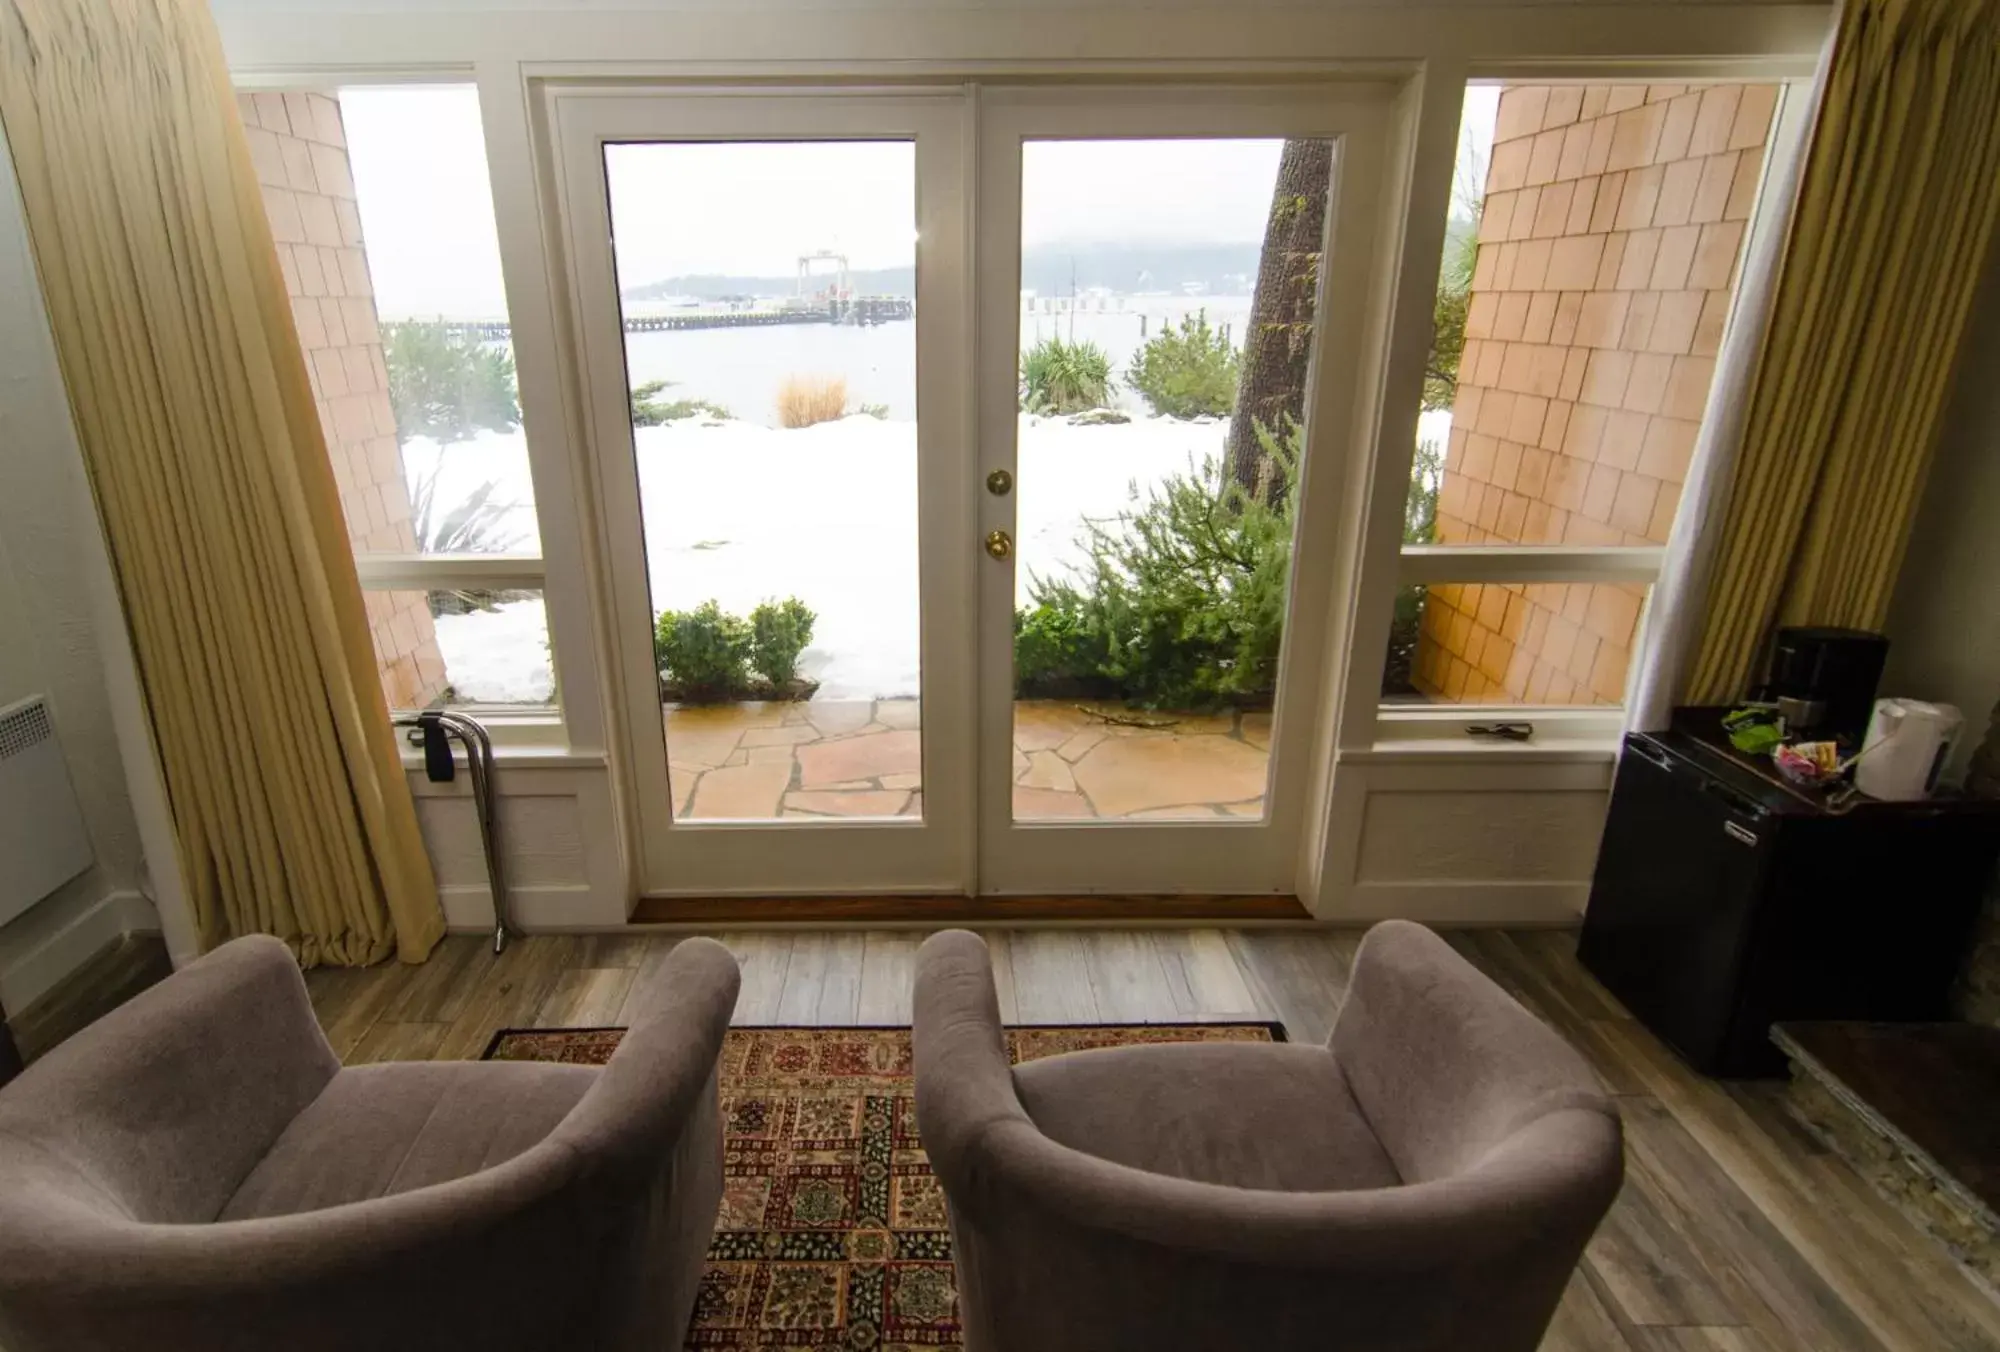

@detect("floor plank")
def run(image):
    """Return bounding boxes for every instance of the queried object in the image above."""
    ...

[857,931,919,1025]
[774,932,832,1025]
[1223,927,1345,1043]
[436,934,579,1059]
[810,932,867,1025]
[1585,1154,1748,1329]
[10,935,174,1063]
[25,922,2000,1352]
[1007,930,1100,1024]
[614,933,689,1027]
[719,932,792,1025]
[985,931,1021,1023]
[534,967,636,1028]
[1082,930,1177,1022]
[1625,1329,1781,1352]
[1174,928,1262,1016]
[1540,1270,1638,1352]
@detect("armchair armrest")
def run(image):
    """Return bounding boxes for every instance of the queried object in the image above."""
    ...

[1331,920,1612,1184]
[0,935,339,1224]
[554,936,740,1161]
[912,930,1035,1205]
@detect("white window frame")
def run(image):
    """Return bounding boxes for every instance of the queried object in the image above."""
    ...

[233,68,587,750]
[351,552,566,741]
[1333,64,1821,757]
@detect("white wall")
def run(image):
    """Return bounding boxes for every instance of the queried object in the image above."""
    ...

[0,125,164,1013]
[1884,234,2000,786]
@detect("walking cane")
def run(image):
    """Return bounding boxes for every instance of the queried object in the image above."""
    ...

[395,711,511,954]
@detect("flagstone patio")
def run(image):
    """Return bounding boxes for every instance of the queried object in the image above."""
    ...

[664,698,1270,821]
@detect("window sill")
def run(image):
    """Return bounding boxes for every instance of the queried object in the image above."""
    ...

[1351,706,1625,762]
[398,742,608,772]
[1342,738,1619,764]
[390,711,605,770]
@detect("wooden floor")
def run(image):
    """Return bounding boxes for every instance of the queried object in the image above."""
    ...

[292,927,1995,1349]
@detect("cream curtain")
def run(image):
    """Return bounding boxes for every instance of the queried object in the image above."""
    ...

[1685,0,2000,705]
[1628,41,1831,732]
[0,0,443,966]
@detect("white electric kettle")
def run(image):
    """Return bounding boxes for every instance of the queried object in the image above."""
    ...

[1854,699,1963,801]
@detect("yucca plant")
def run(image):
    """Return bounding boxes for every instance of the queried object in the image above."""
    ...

[1019,336,1115,415]
[407,459,526,616]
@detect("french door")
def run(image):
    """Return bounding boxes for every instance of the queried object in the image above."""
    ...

[550,81,1390,898]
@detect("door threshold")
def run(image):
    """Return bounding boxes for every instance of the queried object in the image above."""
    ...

[628,894,1314,926]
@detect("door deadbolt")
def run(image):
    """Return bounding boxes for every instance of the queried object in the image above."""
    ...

[984,529,1013,560]
[986,469,1013,496]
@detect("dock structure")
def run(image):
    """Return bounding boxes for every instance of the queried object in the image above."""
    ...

[401,296,912,343]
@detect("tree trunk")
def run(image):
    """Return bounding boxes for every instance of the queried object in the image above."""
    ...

[1226,139,1334,502]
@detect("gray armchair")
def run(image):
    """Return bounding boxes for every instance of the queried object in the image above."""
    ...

[913,920,1622,1352]
[0,933,739,1352]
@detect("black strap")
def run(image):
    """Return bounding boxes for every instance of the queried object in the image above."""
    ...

[418,711,456,783]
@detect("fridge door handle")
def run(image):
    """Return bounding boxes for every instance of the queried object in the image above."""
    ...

[1626,739,1675,771]
[1723,820,1760,847]
[1702,777,1768,820]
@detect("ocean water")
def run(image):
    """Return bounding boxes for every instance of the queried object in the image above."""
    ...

[618,296,1254,426]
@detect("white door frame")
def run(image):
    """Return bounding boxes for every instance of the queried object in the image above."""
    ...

[974,82,1397,895]
[546,87,975,895]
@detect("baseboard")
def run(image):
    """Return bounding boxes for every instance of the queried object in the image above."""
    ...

[627,894,1315,927]
[1320,881,1591,926]
[0,887,159,1013]
[437,881,616,932]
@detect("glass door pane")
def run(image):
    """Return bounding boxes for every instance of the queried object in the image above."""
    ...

[1010,137,1330,822]
[601,141,922,822]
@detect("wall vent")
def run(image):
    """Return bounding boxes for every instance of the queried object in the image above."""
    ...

[0,695,94,929]
[0,699,54,761]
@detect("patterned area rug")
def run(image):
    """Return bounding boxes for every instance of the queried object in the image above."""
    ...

[487,1022,1281,1349]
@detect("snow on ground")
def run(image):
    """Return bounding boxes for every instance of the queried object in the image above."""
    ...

[432,599,556,704]
[415,409,1451,704]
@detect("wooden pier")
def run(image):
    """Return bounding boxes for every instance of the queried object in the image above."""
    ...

[405,296,912,343]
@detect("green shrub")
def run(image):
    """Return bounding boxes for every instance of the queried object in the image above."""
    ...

[1126,310,1240,418]
[654,601,752,702]
[631,379,730,425]
[1405,437,1443,545]
[1012,417,1300,709]
[858,402,890,420]
[1382,582,1429,697]
[749,597,817,687]
[1424,217,1478,413]
[1014,588,1116,698]
[383,322,520,444]
[1020,336,1115,415]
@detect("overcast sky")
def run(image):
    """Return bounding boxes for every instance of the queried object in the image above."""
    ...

[341,87,508,320]
[340,84,1501,320]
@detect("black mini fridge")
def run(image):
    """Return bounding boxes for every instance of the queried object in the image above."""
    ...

[1578,717,2000,1078]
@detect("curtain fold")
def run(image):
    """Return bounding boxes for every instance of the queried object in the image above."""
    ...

[1683,0,2000,706]
[0,0,443,966]
[1628,43,1831,733]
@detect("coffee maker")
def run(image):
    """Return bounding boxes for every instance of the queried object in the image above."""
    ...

[1760,626,1889,748]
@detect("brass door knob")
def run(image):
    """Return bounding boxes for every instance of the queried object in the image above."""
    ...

[984,529,1013,560]
[986,468,1013,496]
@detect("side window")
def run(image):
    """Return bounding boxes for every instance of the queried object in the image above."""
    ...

[240,85,553,714]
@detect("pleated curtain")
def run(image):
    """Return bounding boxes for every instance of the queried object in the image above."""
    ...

[0,0,444,966]
[1684,0,2000,704]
